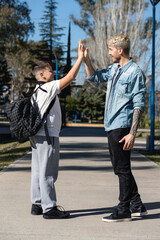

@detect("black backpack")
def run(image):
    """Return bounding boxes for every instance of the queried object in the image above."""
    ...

[6,82,56,144]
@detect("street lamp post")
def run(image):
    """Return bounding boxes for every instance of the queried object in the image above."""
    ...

[3,92,6,121]
[75,87,78,123]
[2,86,9,121]
[150,0,160,154]
[53,50,58,80]
[56,59,58,80]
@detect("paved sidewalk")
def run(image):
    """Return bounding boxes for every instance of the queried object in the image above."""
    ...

[0,127,160,240]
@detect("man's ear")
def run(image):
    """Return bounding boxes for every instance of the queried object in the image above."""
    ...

[118,47,123,55]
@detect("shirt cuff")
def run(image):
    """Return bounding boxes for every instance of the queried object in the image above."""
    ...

[87,69,98,81]
[133,106,144,112]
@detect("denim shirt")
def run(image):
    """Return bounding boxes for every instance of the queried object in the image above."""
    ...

[88,59,146,132]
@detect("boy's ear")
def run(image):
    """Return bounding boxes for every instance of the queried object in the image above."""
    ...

[40,72,43,77]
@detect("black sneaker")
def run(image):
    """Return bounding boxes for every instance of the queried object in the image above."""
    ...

[130,204,148,217]
[43,206,70,219]
[102,210,131,222]
[31,204,43,215]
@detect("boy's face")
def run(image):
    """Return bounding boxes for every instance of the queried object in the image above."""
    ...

[43,67,55,82]
[108,44,121,63]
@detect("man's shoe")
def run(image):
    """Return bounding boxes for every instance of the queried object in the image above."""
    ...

[102,210,131,223]
[130,204,148,217]
[31,204,43,215]
[43,206,70,219]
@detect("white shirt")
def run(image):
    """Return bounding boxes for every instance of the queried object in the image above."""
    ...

[31,80,61,137]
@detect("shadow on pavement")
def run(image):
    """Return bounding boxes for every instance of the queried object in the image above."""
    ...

[68,202,160,219]
[2,127,157,173]
[145,201,160,210]
[132,213,160,221]
[60,151,110,161]
[68,207,112,218]
[59,165,113,172]
[60,142,108,150]
[130,201,160,221]
[5,167,31,172]
[60,127,106,137]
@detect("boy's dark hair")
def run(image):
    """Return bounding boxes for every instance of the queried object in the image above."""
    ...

[32,61,52,79]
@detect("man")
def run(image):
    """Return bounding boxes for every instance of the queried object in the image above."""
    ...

[83,34,147,222]
[30,40,84,219]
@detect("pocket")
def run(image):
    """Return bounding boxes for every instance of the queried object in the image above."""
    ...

[116,81,131,96]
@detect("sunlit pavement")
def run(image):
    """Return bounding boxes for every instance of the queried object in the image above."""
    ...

[0,127,160,240]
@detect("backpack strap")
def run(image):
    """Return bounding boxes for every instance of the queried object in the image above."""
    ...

[43,96,57,145]
[22,81,47,98]
[34,81,57,145]
[36,81,48,93]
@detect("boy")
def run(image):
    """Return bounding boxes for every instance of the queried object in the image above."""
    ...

[30,40,83,219]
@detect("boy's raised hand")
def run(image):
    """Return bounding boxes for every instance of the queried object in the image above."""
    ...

[78,40,89,62]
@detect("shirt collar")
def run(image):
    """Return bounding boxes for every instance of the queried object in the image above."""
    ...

[119,58,133,72]
[36,81,46,85]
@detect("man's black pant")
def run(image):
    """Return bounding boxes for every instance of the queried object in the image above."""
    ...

[108,128,142,212]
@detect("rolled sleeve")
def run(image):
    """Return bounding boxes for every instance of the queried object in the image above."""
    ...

[88,66,112,83]
[132,71,146,112]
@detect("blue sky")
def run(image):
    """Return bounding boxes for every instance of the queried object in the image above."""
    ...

[22,0,86,53]
[20,0,87,84]
[22,0,160,54]
[20,0,160,86]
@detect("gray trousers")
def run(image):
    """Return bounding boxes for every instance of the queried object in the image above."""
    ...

[30,135,59,213]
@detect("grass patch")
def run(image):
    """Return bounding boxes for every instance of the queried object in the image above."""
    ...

[138,150,160,166]
[0,140,31,171]
[136,132,160,138]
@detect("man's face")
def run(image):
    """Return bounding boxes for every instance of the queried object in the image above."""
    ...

[108,45,121,63]
[43,67,55,82]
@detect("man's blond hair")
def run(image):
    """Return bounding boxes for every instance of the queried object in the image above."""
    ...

[107,34,130,55]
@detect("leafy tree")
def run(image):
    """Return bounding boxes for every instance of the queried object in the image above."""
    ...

[39,0,64,73]
[61,22,72,97]
[65,95,78,120]
[64,22,72,74]
[71,0,160,124]
[71,0,158,76]
[0,40,11,107]
[76,81,105,123]
[59,22,72,125]
[0,0,34,101]
[6,41,39,100]
[0,0,34,45]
